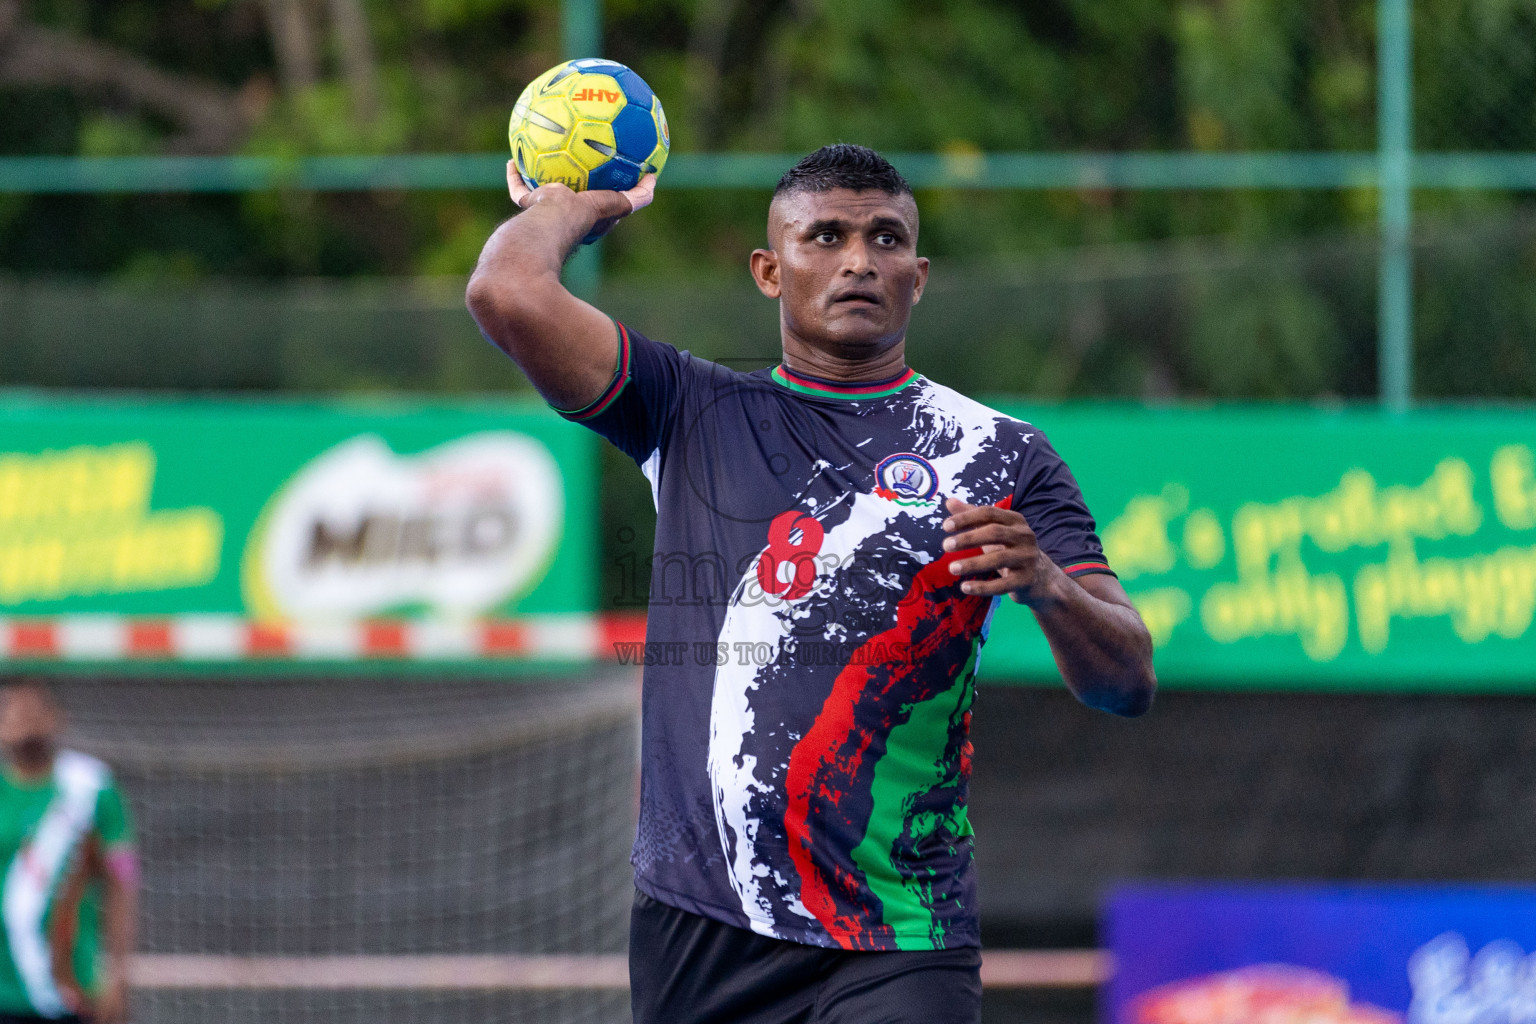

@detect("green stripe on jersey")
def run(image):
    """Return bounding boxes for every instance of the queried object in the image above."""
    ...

[771,366,921,399]
[848,640,979,951]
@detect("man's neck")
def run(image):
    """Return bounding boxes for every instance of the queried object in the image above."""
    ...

[779,339,908,383]
[5,758,51,785]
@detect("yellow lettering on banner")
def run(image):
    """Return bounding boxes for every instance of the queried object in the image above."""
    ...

[1200,563,1350,662]
[1181,509,1226,569]
[0,443,154,523]
[1101,485,1186,581]
[1491,444,1536,531]
[1231,459,1482,575]
[1065,447,1536,662]
[1231,496,1305,577]
[0,512,222,603]
[113,509,223,591]
[0,444,222,604]
[1353,542,1536,654]
[1130,588,1192,649]
[0,539,64,603]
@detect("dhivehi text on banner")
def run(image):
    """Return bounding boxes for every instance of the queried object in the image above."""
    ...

[980,406,1536,689]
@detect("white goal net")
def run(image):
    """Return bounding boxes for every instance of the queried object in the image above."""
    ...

[51,671,639,1024]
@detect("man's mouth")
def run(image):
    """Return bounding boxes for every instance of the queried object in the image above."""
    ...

[6,736,51,764]
[831,289,882,307]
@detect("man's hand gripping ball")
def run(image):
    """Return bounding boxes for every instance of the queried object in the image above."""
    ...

[941,496,1060,604]
[507,163,657,242]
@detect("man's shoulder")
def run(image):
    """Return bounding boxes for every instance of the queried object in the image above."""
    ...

[629,328,768,394]
[55,750,112,795]
[911,376,1036,440]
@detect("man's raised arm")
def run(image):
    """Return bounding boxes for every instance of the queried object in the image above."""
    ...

[465,163,655,411]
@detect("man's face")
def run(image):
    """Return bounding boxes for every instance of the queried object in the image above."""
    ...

[751,188,929,361]
[0,687,59,768]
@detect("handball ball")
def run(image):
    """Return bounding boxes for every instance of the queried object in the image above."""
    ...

[509,58,669,195]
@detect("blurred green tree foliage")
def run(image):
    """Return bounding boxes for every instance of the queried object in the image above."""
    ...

[0,0,1397,273]
[0,0,1529,270]
[0,0,1534,403]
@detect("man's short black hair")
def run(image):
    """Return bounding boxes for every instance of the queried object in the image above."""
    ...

[773,144,912,199]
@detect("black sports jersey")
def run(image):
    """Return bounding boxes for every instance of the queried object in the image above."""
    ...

[563,323,1113,951]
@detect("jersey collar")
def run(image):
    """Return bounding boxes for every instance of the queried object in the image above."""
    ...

[771,364,920,399]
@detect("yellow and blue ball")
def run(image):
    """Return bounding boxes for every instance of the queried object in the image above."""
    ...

[509,58,669,196]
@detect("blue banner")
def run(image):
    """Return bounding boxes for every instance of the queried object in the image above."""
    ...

[1107,884,1536,1023]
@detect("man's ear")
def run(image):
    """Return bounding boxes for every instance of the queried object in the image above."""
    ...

[911,256,930,305]
[750,248,781,299]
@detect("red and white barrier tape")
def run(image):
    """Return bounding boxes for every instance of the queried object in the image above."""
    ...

[0,614,648,662]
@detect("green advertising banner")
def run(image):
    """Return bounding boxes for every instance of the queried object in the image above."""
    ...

[980,406,1536,690]
[0,394,598,663]
[6,395,1535,687]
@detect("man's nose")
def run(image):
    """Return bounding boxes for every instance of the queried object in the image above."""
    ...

[841,238,875,276]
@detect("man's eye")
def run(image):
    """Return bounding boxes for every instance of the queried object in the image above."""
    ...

[815,231,837,244]
[876,233,897,245]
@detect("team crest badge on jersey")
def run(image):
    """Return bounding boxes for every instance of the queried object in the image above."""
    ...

[873,453,939,506]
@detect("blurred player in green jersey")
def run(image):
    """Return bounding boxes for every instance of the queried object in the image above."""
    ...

[0,683,136,1024]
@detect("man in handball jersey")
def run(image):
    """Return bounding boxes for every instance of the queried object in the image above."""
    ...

[467,144,1155,1024]
[0,683,136,1024]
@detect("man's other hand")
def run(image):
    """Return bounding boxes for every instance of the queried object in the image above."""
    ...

[940,496,1059,603]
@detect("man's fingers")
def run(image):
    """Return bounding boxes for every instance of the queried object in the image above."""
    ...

[570,176,654,242]
[507,167,577,210]
[941,507,998,532]
[942,504,1027,534]
[507,161,533,207]
[587,173,656,220]
[623,172,658,213]
[942,497,976,526]
[943,522,1026,553]
[958,576,1019,597]
[508,166,655,229]
[949,549,1030,579]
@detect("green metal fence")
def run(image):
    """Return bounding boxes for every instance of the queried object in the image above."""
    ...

[0,0,1531,410]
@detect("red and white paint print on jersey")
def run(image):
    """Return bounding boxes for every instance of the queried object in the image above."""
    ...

[555,323,1114,952]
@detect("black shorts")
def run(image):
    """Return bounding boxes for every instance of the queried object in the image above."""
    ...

[0,1015,83,1024]
[629,889,982,1024]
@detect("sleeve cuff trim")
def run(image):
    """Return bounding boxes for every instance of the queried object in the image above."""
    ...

[555,321,632,421]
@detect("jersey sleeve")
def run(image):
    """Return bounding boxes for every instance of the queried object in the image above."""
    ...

[552,321,687,465]
[1008,426,1115,579]
[92,779,134,850]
